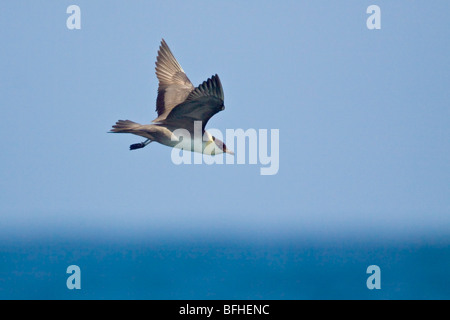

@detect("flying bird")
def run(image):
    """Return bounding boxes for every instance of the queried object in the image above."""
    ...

[110,39,233,155]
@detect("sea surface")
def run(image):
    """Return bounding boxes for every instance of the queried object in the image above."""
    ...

[0,234,449,300]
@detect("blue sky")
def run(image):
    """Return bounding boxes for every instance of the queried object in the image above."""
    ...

[0,1,449,242]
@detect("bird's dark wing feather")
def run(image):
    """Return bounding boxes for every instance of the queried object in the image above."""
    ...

[153,39,194,122]
[164,75,225,130]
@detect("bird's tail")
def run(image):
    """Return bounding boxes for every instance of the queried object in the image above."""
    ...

[110,120,142,133]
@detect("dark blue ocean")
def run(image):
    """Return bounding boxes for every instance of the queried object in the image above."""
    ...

[1,234,449,299]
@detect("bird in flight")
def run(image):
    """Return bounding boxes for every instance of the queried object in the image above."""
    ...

[110,39,234,155]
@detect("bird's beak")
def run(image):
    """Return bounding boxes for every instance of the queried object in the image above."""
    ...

[226,149,235,155]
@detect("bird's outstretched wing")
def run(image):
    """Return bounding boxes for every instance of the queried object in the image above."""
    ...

[164,74,225,131]
[153,39,195,122]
